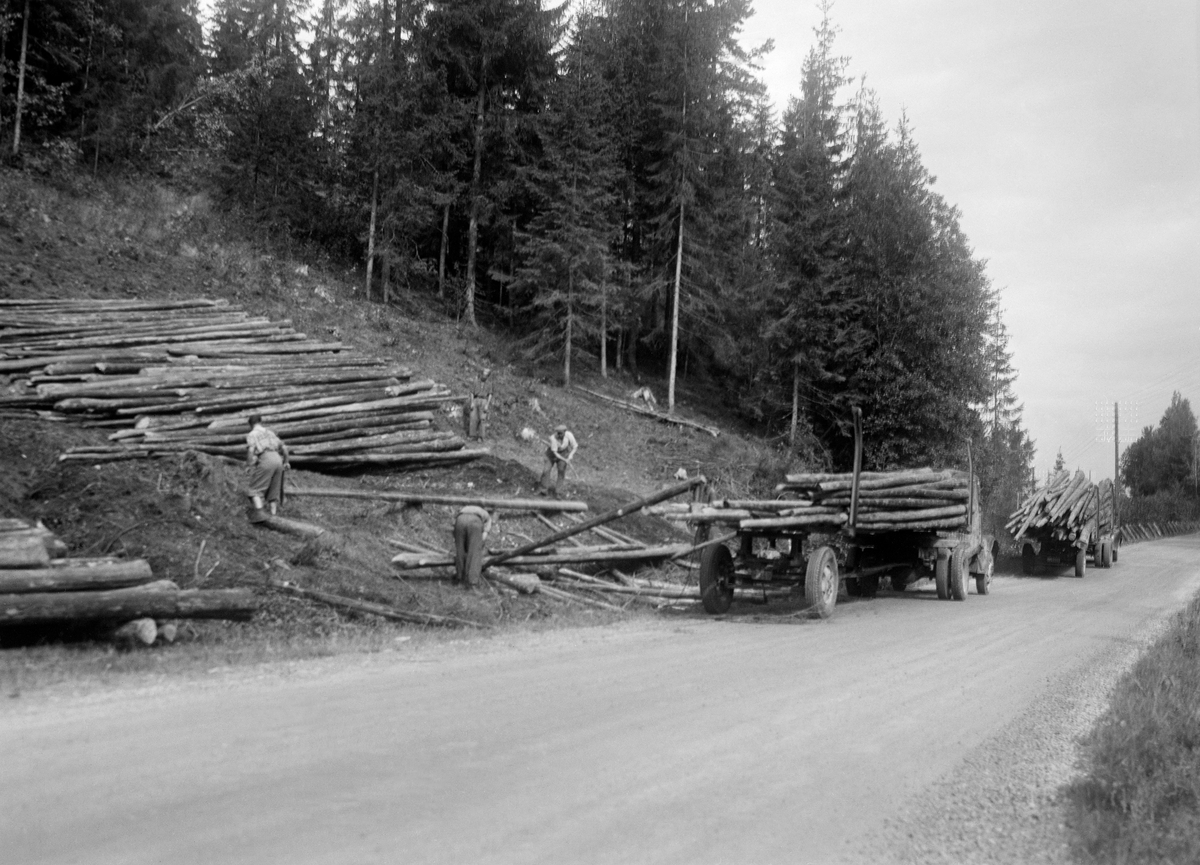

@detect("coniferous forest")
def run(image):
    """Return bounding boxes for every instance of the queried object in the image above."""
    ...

[0,0,1036,502]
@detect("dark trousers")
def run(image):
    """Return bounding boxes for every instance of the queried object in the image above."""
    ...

[538,450,568,493]
[454,513,485,587]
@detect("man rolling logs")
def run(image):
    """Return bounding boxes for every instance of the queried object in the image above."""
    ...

[453,506,494,589]
[245,413,289,520]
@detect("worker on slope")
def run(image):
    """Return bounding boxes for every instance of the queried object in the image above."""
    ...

[536,424,578,498]
[453,505,494,588]
[245,413,289,520]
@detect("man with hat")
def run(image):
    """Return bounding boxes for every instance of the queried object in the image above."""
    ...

[537,424,578,497]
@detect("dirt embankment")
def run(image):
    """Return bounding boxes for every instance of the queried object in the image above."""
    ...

[0,168,800,668]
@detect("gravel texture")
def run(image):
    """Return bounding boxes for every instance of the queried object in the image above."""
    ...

[856,616,1171,865]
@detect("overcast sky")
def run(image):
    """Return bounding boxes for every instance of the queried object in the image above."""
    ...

[740,1,1200,484]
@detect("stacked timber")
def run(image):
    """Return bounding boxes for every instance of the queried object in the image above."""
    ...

[649,467,972,534]
[0,518,256,642]
[0,297,484,470]
[1007,471,1109,542]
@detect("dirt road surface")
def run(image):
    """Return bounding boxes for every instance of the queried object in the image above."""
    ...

[4,536,1199,865]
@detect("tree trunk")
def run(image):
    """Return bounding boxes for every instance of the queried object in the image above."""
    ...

[437,201,449,300]
[667,198,684,412]
[599,280,607,378]
[365,169,379,302]
[11,0,31,157]
[564,268,573,388]
[381,236,391,305]
[464,77,486,328]
[790,361,801,448]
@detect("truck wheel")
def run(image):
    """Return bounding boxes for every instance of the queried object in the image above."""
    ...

[975,554,993,596]
[805,546,839,619]
[1021,545,1036,575]
[949,547,969,601]
[1100,540,1113,568]
[1112,543,1119,563]
[699,543,734,614]
[859,574,880,597]
[935,554,950,600]
[1075,548,1086,578]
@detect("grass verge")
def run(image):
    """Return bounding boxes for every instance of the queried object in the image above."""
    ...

[1066,594,1200,863]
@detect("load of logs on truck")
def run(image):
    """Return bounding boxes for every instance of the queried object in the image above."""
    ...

[651,409,996,618]
[1007,471,1118,576]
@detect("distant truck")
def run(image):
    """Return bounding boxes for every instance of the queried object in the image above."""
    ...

[1009,474,1118,576]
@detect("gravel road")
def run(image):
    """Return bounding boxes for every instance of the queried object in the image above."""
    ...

[3,535,1199,865]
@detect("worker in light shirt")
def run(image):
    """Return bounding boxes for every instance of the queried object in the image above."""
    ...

[537,424,577,498]
[245,413,289,519]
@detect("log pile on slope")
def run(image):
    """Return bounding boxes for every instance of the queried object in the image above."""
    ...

[0,518,256,643]
[649,467,972,533]
[1007,470,1110,542]
[0,297,484,470]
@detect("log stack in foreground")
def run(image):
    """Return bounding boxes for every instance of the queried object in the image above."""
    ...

[0,297,484,470]
[649,467,972,533]
[0,518,256,643]
[1007,470,1111,542]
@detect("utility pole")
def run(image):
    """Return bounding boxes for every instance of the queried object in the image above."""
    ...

[1113,401,1119,485]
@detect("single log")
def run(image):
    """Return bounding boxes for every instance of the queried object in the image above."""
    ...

[856,518,967,532]
[0,584,256,625]
[268,579,482,628]
[392,544,691,570]
[739,513,848,530]
[288,488,590,512]
[816,471,965,493]
[485,477,705,568]
[0,558,155,593]
[0,532,52,568]
[575,386,720,436]
[288,432,461,456]
[855,505,967,522]
[783,468,935,485]
[254,515,327,538]
[288,450,487,466]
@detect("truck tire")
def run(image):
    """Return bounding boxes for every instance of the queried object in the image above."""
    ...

[805,545,839,619]
[935,554,950,600]
[858,574,880,597]
[1021,544,1036,575]
[1112,543,1119,563]
[949,546,969,601]
[699,543,734,614]
[1075,547,1086,578]
[1100,540,1113,568]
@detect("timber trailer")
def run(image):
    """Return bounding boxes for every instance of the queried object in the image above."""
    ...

[691,409,996,618]
[1016,480,1118,577]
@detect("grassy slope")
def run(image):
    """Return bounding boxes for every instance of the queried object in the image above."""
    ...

[1066,594,1200,863]
[0,168,802,690]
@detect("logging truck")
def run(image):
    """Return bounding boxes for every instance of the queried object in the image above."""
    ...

[685,410,996,619]
[1013,476,1118,577]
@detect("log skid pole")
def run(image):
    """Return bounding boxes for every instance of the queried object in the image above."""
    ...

[287,488,589,513]
[485,477,705,569]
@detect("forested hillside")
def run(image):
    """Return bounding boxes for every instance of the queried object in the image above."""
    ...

[0,0,1034,502]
